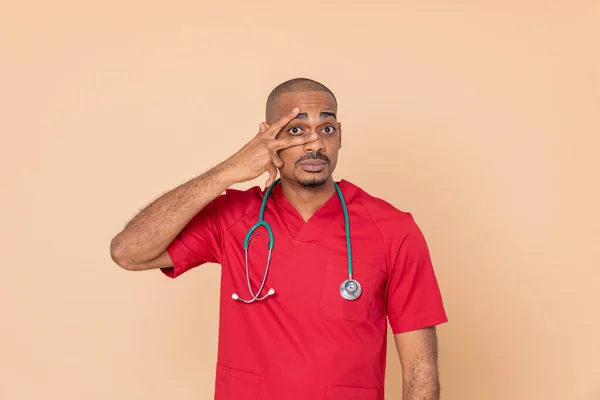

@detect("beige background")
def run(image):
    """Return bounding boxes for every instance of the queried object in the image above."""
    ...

[2,1,599,399]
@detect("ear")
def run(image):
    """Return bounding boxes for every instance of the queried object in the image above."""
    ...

[337,122,342,149]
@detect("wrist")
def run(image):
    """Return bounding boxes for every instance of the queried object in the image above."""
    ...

[211,160,241,188]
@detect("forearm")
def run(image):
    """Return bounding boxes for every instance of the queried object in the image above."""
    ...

[110,161,236,269]
[402,363,440,400]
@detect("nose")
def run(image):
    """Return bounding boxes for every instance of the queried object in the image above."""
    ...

[304,131,324,152]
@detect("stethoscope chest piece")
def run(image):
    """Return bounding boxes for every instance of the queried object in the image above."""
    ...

[340,278,362,301]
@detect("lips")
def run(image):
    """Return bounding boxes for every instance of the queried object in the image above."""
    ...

[299,160,327,172]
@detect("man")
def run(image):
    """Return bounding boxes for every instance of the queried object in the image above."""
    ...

[110,77,448,400]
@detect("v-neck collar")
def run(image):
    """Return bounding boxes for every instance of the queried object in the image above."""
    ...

[267,179,358,242]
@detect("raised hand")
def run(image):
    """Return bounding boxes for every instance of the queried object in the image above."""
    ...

[222,107,317,187]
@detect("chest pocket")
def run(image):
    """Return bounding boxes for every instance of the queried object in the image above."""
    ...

[320,258,383,322]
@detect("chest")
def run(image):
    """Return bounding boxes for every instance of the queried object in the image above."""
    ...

[220,213,388,320]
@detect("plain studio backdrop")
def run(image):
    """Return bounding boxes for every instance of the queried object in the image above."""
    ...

[1,1,599,399]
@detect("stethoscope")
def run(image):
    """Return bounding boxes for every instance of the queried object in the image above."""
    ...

[231,178,361,304]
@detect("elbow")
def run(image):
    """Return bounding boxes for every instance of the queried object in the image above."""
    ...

[110,236,136,271]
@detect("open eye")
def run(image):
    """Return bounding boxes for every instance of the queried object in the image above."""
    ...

[322,125,336,134]
[288,126,304,135]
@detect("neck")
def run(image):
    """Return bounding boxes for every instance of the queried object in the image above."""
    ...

[280,177,336,221]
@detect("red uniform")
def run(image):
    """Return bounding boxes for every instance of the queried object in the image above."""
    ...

[161,180,447,400]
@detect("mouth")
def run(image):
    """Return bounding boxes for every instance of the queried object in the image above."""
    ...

[299,160,327,172]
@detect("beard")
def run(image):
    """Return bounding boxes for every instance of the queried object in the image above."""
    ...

[295,175,328,187]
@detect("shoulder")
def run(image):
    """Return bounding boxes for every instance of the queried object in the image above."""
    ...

[213,184,266,229]
[343,179,421,238]
[220,184,265,205]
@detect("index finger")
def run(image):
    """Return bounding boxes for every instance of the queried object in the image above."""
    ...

[262,107,300,139]
[270,132,318,151]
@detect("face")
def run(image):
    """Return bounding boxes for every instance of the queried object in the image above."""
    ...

[267,91,342,188]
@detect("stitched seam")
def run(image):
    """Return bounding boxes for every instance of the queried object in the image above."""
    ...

[222,206,263,235]
[354,198,389,270]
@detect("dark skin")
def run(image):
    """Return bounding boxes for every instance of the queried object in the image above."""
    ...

[110,89,440,399]
[265,91,441,400]
[262,91,342,221]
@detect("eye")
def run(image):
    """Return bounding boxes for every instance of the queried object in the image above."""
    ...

[322,125,336,134]
[288,126,304,135]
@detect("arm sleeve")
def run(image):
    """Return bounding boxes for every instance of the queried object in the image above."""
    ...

[386,216,448,334]
[160,194,225,279]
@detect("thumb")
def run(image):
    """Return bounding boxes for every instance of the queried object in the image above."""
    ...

[265,163,278,188]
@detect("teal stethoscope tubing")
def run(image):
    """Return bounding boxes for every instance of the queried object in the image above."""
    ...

[232,178,360,303]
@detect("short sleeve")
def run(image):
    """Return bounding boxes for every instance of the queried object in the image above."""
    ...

[386,217,448,334]
[160,194,225,279]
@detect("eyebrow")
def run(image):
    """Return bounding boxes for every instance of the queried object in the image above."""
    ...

[295,111,337,120]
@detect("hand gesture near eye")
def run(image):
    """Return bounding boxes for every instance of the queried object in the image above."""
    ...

[222,107,316,187]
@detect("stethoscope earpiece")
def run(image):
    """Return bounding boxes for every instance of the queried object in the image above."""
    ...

[232,288,275,303]
[232,179,359,303]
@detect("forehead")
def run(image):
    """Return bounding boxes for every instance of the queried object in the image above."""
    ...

[268,91,337,122]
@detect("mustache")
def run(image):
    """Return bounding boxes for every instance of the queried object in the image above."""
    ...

[295,152,331,167]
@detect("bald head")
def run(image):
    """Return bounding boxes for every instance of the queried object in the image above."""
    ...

[265,78,337,123]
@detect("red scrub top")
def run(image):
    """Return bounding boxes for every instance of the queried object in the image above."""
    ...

[161,179,447,400]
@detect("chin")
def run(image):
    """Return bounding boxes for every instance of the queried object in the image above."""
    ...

[294,172,330,188]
